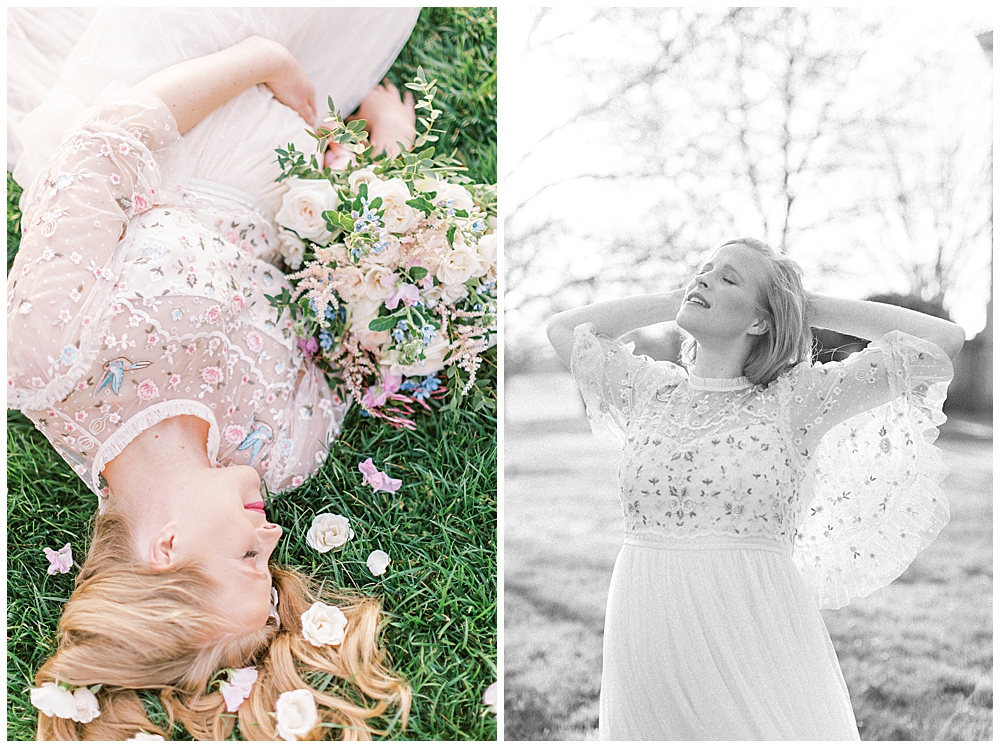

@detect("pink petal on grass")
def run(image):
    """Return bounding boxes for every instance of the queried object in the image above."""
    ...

[43,543,73,574]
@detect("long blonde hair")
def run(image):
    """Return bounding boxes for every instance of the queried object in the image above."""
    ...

[35,511,410,740]
[682,237,812,386]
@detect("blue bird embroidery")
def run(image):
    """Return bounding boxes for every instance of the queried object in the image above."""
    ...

[94,357,152,396]
[237,420,273,466]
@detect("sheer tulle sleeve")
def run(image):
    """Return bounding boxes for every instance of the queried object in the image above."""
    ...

[782,331,955,609]
[570,322,685,444]
[7,87,179,411]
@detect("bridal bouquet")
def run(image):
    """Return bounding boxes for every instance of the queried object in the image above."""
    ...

[267,71,497,429]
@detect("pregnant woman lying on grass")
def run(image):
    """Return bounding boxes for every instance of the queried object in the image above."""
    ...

[7,12,420,741]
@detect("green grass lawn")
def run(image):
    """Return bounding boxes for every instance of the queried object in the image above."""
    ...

[7,7,496,741]
[504,372,992,741]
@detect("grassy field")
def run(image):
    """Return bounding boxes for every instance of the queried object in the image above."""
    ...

[7,7,496,741]
[504,373,992,741]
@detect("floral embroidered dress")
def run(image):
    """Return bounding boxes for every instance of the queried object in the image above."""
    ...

[571,322,953,740]
[6,89,350,503]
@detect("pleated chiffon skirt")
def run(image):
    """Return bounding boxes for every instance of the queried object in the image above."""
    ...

[599,537,861,740]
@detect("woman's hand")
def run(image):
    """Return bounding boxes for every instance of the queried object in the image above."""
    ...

[350,80,415,158]
[259,40,316,125]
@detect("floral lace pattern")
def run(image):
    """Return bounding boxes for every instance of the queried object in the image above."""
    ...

[571,322,954,609]
[7,88,348,500]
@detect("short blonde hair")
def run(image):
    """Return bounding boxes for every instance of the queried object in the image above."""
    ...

[35,511,410,740]
[682,237,812,386]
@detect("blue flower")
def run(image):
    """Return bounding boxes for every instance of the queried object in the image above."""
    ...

[59,345,78,366]
[471,219,486,233]
[171,308,183,321]
[319,331,335,350]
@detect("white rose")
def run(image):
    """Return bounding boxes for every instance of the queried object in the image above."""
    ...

[360,265,397,302]
[276,179,339,243]
[71,688,101,724]
[424,282,469,306]
[300,601,348,648]
[275,689,319,741]
[348,297,390,352]
[371,233,401,267]
[476,233,497,266]
[435,182,474,214]
[436,244,483,287]
[277,228,306,270]
[30,682,77,720]
[348,167,378,192]
[366,550,391,576]
[315,242,351,266]
[368,178,416,234]
[306,513,354,553]
[332,265,365,303]
[383,329,452,378]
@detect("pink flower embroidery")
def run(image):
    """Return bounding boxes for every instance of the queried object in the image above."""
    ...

[225,424,247,444]
[358,458,403,494]
[186,344,198,355]
[43,543,73,574]
[63,422,76,433]
[74,411,87,422]
[168,374,182,388]
[136,379,159,401]
[291,476,304,488]
[201,367,224,385]
[246,331,263,353]
[109,412,121,424]
[205,305,222,324]
[231,294,245,313]
[147,333,159,346]
[110,173,120,185]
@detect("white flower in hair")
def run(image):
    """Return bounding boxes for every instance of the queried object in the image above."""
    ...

[127,732,166,741]
[275,689,319,741]
[30,682,101,723]
[300,601,348,647]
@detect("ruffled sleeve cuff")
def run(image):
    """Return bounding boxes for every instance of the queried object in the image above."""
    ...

[570,322,684,444]
[792,330,954,609]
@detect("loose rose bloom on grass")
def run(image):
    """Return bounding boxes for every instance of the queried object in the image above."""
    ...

[366,549,391,576]
[306,513,354,552]
[275,689,319,741]
[300,601,348,647]
[483,681,497,714]
[43,543,72,574]
[30,682,100,723]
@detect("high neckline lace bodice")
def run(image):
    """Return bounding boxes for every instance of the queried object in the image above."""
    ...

[687,373,752,391]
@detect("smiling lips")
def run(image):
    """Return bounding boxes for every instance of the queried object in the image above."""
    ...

[686,292,711,308]
[244,500,266,515]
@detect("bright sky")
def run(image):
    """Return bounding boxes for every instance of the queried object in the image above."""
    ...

[503,8,993,344]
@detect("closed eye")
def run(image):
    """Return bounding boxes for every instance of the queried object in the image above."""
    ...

[244,550,258,560]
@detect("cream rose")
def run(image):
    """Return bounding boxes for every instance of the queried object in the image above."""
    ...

[436,244,483,287]
[275,179,339,243]
[366,550,391,577]
[476,233,497,266]
[315,242,350,266]
[348,297,390,352]
[348,167,378,192]
[360,264,397,302]
[435,181,475,214]
[275,689,319,741]
[367,178,416,234]
[425,282,469,306]
[300,601,348,648]
[277,228,306,270]
[305,513,354,553]
[331,265,365,303]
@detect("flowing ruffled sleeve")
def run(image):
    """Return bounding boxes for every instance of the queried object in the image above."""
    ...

[7,86,179,412]
[780,331,954,609]
[570,322,685,444]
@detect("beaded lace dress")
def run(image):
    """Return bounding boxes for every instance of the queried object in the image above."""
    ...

[571,322,953,740]
[7,9,419,504]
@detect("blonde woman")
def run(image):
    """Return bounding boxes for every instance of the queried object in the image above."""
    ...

[547,238,964,739]
[7,10,420,741]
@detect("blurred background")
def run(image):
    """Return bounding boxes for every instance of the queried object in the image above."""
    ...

[503,7,992,741]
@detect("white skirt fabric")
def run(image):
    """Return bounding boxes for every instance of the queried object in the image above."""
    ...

[599,538,861,740]
[9,7,420,217]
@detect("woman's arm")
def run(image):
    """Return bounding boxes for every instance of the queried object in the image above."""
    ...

[808,294,965,360]
[134,36,315,134]
[546,289,687,367]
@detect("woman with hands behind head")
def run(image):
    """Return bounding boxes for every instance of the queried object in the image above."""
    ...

[547,236,963,740]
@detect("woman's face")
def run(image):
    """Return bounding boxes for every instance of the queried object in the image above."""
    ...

[675,243,771,342]
[171,465,282,632]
